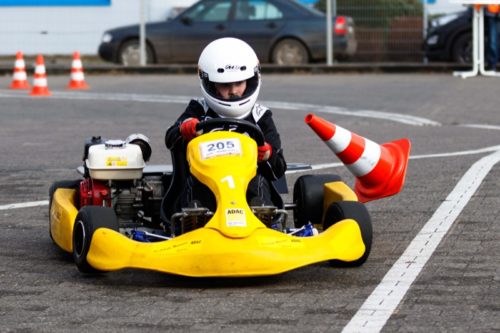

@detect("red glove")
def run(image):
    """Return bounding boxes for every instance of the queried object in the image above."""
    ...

[179,118,200,142]
[258,142,272,162]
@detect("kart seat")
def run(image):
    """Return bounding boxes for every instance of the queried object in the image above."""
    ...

[160,138,188,224]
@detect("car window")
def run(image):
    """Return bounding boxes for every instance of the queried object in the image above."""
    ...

[235,0,283,21]
[184,0,232,22]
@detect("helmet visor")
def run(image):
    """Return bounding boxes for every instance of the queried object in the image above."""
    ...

[201,71,260,103]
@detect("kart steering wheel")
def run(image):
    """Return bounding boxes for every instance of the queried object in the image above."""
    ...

[196,118,265,146]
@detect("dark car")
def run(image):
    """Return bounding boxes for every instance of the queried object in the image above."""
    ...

[425,7,500,63]
[98,0,357,66]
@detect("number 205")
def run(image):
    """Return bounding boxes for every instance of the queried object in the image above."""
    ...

[207,140,235,152]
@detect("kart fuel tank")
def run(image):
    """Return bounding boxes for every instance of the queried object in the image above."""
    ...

[86,140,145,180]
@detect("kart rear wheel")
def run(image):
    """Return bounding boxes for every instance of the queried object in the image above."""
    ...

[72,206,119,274]
[49,179,81,241]
[293,174,341,228]
[323,201,372,267]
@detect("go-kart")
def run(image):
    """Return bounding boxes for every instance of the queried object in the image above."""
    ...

[49,117,380,277]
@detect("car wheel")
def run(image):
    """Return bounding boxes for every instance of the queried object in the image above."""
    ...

[272,39,309,65]
[72,206,119,273]
[451,33,472,64]
[323,201,372,267]
[293,174,342,228]
[118,39,154,66]
[49,179,81,241]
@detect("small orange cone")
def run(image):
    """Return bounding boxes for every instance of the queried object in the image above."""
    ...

[30,55,51,96]
[10,51,30,90]
[305,113,411,203]
[67,51,89,90]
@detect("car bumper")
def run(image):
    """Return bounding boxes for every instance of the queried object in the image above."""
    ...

[98,42,119,63]
[308,35,357,61]
[424,38,449,61]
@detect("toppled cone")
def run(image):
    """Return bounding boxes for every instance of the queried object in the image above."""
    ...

[10,51,30,90]
[67,51,89,90]
[305,113,411,203]
[30,54,51,96]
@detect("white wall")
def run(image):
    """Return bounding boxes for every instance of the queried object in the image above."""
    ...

[0,0,195,55]
[427,0,466,15]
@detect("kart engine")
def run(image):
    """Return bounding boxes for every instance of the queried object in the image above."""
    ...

[79,135,163,227]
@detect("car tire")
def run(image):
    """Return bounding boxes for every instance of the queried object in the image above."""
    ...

[451,32,472,64]
[49,179,81,241]
[323,201,372,267]
[118,39,154,66]
[272,39,309,65]
[293,174,342,228]
[72,206,119,274]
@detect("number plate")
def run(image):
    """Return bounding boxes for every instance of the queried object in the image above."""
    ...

[199,138,241,160]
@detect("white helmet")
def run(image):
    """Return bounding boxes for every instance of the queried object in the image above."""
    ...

[198,37,261,119]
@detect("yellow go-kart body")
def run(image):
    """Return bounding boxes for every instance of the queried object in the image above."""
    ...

[50,131,367,277]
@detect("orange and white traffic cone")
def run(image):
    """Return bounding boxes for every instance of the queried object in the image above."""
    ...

[305,113,411,203]
[10,51,30,90]
[30,54,51,96]
[67,51,89,90]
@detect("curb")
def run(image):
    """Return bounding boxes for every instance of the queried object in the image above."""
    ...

[0,62,469,75]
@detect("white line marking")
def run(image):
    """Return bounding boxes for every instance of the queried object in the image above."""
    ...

[342,148,500,333]
[459,124,500,131]
[0,200,49,211]
[262,101,440,126]
[286,144,500,174]
[0,90,440,127]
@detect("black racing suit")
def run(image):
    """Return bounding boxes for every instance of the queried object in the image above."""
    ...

[165,98,287,211]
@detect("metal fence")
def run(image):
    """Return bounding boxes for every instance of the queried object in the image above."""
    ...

[317,0,425,62]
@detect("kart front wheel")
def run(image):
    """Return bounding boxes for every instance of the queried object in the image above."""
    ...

[323,201,372,267]
[293,174,341,227]
[72,206,119,273]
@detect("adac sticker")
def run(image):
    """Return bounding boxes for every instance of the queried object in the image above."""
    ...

[225,208,246,227]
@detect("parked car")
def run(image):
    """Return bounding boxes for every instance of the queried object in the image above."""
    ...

[98,0,357,66]
[425,7,500,63]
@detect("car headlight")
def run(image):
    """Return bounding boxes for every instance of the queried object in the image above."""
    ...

[101,33,113,43]
[430,13,460,28]
[427,35,439,45]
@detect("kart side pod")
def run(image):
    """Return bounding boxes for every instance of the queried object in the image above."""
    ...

[305,114,411,202]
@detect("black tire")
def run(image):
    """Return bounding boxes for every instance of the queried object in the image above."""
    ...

[272,39,309,65]
[451,33,472,64]
[323,201,372,267]
[118,39,154,66]
[49,179,81,241]
[72,206,119,273]
[293,174,342,228]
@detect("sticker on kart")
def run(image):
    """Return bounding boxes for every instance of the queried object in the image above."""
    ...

[199,138,241,160]
[225,208,246,227]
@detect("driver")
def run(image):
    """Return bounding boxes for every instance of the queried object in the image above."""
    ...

[165,37,287,211]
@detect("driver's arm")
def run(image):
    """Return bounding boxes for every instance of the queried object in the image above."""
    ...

[257,111,287,180]
[165,100,205,149]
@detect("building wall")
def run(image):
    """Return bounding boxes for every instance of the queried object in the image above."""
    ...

[0,0,195,55]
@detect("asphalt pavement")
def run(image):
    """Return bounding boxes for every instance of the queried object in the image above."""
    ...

[0,73,499,332]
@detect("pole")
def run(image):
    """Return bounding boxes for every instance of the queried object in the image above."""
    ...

[139,0,146,66]
[326,0,333,65]
[423,0,428,63]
